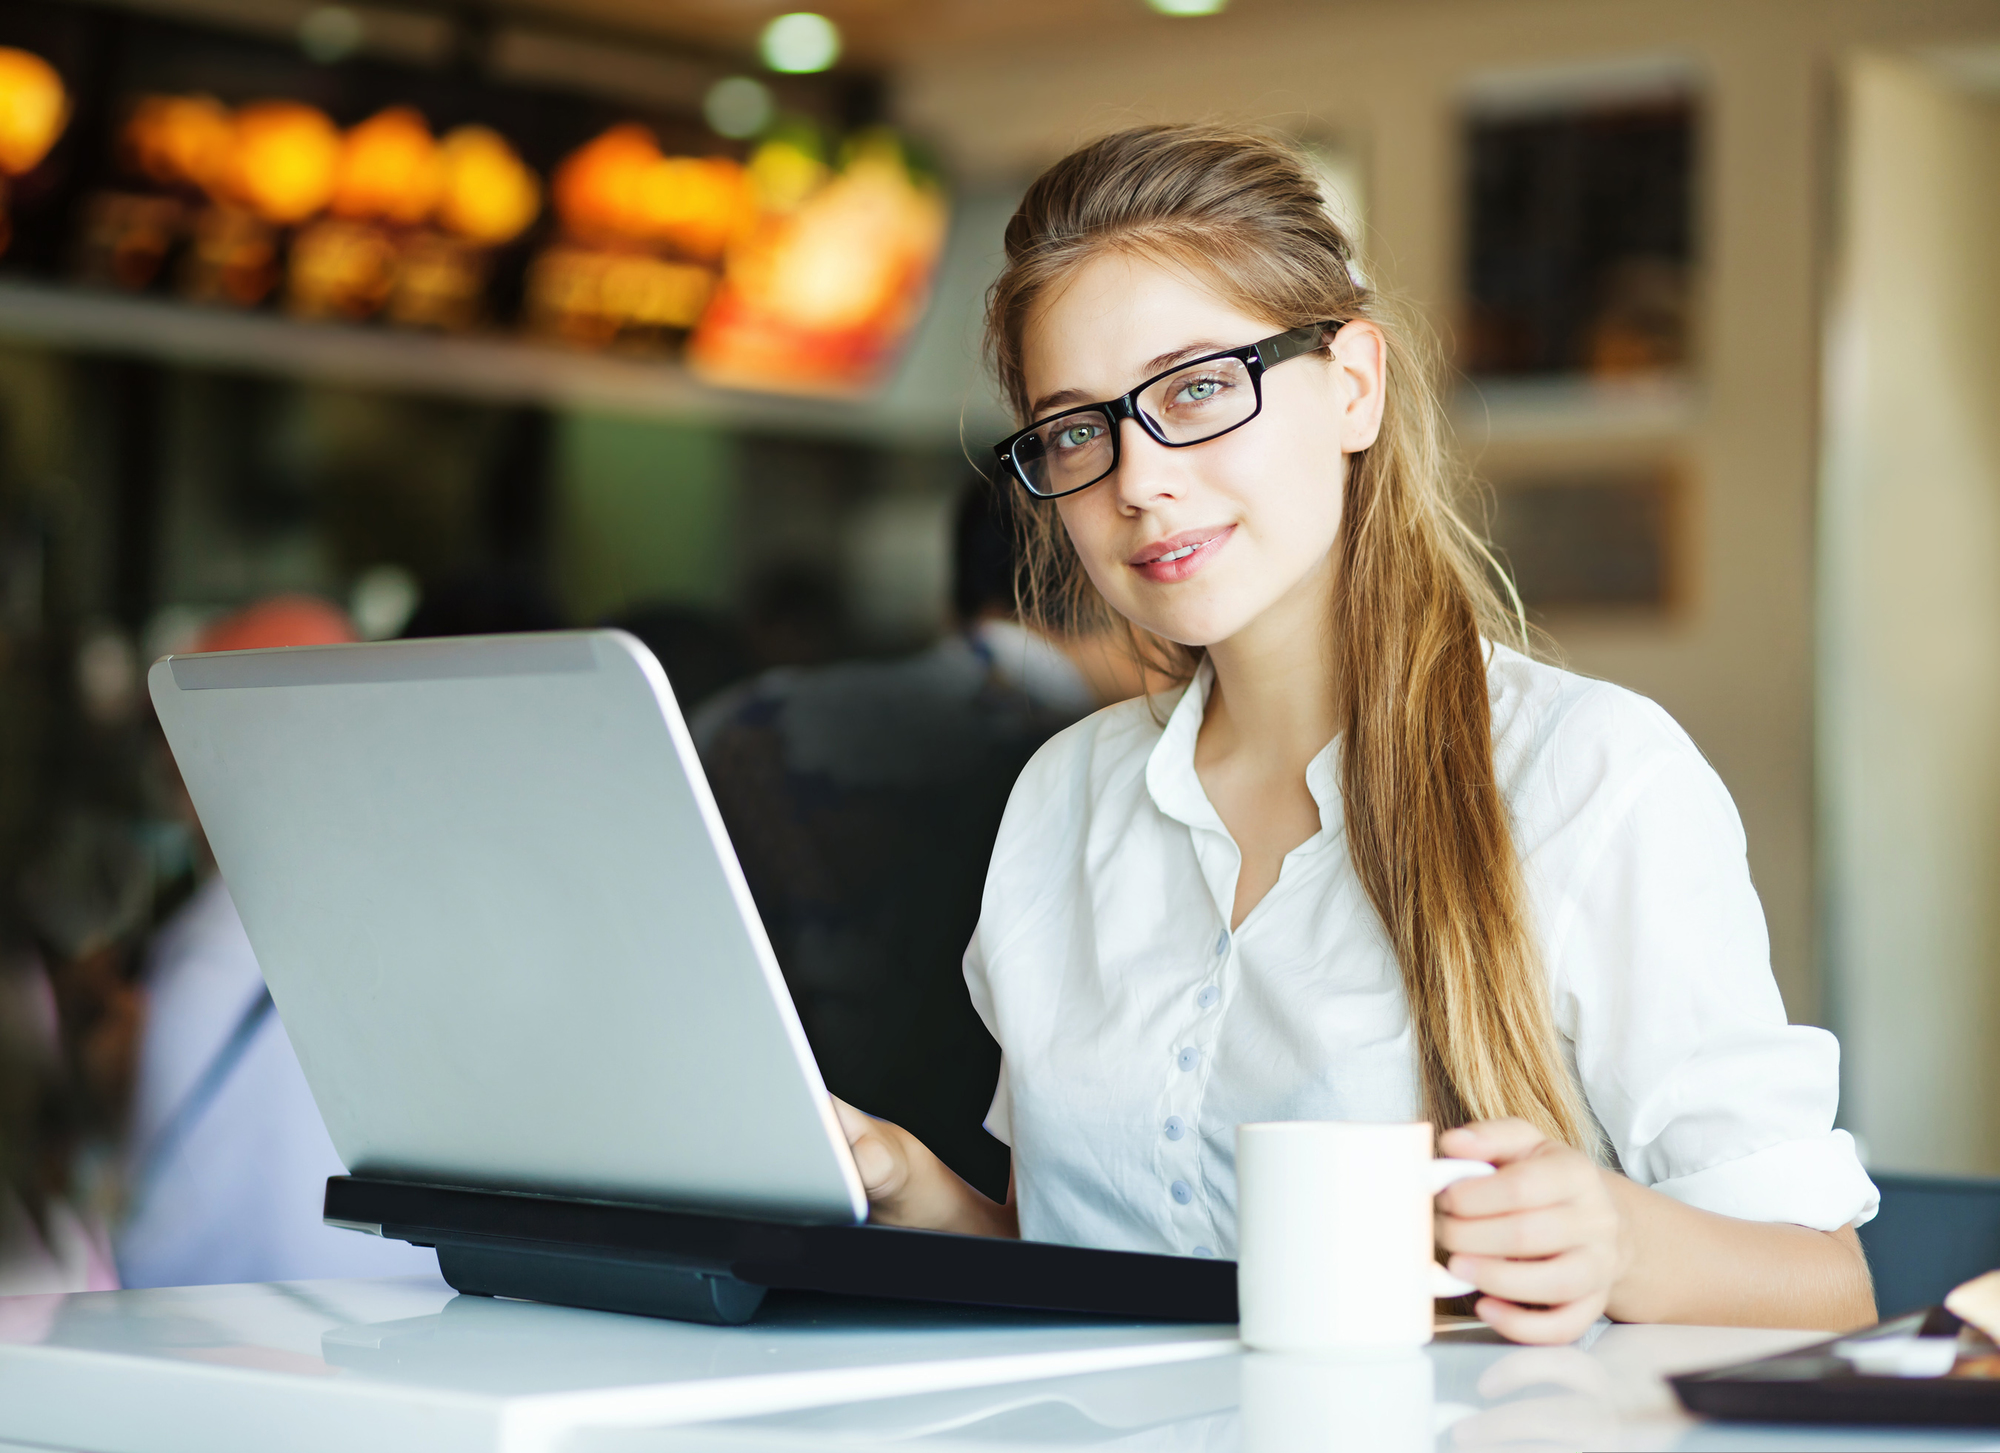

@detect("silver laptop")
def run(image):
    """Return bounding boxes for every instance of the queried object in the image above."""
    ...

[149,630,869,1227]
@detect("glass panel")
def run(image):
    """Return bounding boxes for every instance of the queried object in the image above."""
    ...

[1137,356,1258,443]
[1016,408,1115,495]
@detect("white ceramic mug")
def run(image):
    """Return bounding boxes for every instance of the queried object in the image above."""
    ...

[1236,1120,1495,1351]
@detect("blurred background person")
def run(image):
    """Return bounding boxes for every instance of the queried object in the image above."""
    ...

[0,920,117,1307]
[605,601,755,718]
[6,807,162,1304]
[693,478,1144,1198]
[114,595,438,1288]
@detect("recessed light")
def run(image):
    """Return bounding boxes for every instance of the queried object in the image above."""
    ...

[760,13,841,74]
[298,5,364,62]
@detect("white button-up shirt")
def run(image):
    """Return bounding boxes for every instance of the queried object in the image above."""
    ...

[965,645,1877,1257]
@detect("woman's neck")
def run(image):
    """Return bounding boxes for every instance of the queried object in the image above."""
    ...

[1199,562,1341,776]
[1193,557,1342,926]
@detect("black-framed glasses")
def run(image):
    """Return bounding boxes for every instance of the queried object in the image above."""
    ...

[993,322,1342,500]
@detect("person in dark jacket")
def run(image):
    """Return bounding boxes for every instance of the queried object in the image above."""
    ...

[693,480,1138,1199]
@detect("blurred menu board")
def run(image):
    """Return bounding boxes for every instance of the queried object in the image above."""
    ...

[0,2,948,397]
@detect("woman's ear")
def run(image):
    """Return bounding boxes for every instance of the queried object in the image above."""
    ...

[1329,319,1388,454]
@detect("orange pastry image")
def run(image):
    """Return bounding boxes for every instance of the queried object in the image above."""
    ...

[436,124,540,245]
[228,101,340,224]
[331,106,442,226]
[0,46,69,177]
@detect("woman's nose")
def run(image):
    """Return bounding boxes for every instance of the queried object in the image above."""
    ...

[1108,415,1181,511]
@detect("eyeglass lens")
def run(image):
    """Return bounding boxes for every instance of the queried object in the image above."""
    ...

[1012,354,1259,497]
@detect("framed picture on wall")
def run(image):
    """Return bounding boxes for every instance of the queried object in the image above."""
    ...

[1479,457,1689,616]
[1460,57,1700,384]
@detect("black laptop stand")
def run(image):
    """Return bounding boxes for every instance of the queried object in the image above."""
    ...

[326,1176,1239,1327]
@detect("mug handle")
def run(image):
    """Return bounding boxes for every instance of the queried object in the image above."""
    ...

[1428,1157,1496,1299]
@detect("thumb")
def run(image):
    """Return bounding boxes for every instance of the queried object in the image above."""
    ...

[831,1096,903,1200]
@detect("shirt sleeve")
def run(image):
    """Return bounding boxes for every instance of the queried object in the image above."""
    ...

[963,916,1011,1146]
[983,1053,1014,1147]
[1540,697,1878,1231]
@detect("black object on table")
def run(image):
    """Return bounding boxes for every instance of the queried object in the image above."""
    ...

[325,1175,1238,1327]
[1671,1307,2000,1428]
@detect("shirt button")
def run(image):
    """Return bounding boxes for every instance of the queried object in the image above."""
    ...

[1170,1180,1193,1205]
[1177,1047,1199,1072]
[1193,1245,1216,1258]
[1196,985,1219,1009]
[1214,928,1229,956]
[1164,1115,1186,1141]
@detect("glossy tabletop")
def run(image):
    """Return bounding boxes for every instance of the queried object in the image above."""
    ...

[1,1276,1995,1453]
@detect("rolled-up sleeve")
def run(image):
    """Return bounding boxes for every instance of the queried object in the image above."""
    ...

[1537,695,1878,1231]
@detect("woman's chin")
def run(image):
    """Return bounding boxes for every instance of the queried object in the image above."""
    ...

[1120,605,1255,654]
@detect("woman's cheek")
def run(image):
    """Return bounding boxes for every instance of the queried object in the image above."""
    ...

[1057,502,1125,604]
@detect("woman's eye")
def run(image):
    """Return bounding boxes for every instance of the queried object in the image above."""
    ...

[1055,423,1100,449]
[1173,375,1228,405]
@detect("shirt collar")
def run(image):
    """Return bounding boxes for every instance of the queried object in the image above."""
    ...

[1144,656,1346,844]
[1144,659,1225,834]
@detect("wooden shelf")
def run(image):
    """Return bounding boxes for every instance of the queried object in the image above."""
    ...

[0,279,975,445]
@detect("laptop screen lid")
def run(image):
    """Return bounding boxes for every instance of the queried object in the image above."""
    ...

[149,630,868,1225]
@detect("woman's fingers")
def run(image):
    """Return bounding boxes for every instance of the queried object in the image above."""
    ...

[1474,1291,1608,1347]
[1438,1204,1580,1259]
[1439,1144,1591,1219]
[1435,1120,1626,1348]
[830,1096,904,1201]
[1440,1117,1546,1166]
[1449,1247,1608,1308]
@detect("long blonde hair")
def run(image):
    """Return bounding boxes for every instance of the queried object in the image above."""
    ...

[985,124,1594,1151]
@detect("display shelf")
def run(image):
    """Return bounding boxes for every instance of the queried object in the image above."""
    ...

[0,279,959,444]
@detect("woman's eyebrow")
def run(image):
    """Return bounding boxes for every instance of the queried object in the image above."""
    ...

[1141,340,1227,374]
[1027,340,1233,419]
[1028,386,1091,418]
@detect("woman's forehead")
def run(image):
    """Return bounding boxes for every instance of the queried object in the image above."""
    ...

[1021,251,1274,402]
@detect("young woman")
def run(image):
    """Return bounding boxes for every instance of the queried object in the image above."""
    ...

[831,125,1878,1344]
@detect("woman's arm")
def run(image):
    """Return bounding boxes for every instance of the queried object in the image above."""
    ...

[1601,1168,1872,1328]
[1437,1119,1876,1344]
[832,1097,1018,1238]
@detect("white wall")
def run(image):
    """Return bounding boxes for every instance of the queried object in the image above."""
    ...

[1821,52,2000,1176]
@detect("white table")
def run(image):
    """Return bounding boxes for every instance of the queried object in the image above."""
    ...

[1,1276,1994,1453]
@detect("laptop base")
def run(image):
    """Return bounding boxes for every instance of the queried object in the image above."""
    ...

[327,1175,1237,1327]
[437,1241,767,1324]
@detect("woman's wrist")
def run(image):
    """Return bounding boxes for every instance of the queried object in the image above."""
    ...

[1600,1167,1639,1292]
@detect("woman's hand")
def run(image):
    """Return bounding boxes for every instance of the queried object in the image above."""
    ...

[831,1097,1018,1239]
[1435,1118,1625,1345]
[1438,1118,1876,1336]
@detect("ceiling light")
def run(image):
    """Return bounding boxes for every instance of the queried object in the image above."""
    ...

[760,13,841,74]
[1147,0,1229,14]
[705,76,774,139]
[298,6,364,63]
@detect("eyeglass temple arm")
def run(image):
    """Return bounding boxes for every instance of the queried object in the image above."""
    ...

[1256,321,1344,370]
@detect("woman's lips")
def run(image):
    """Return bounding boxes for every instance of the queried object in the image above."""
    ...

[1128,525,1234,583]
